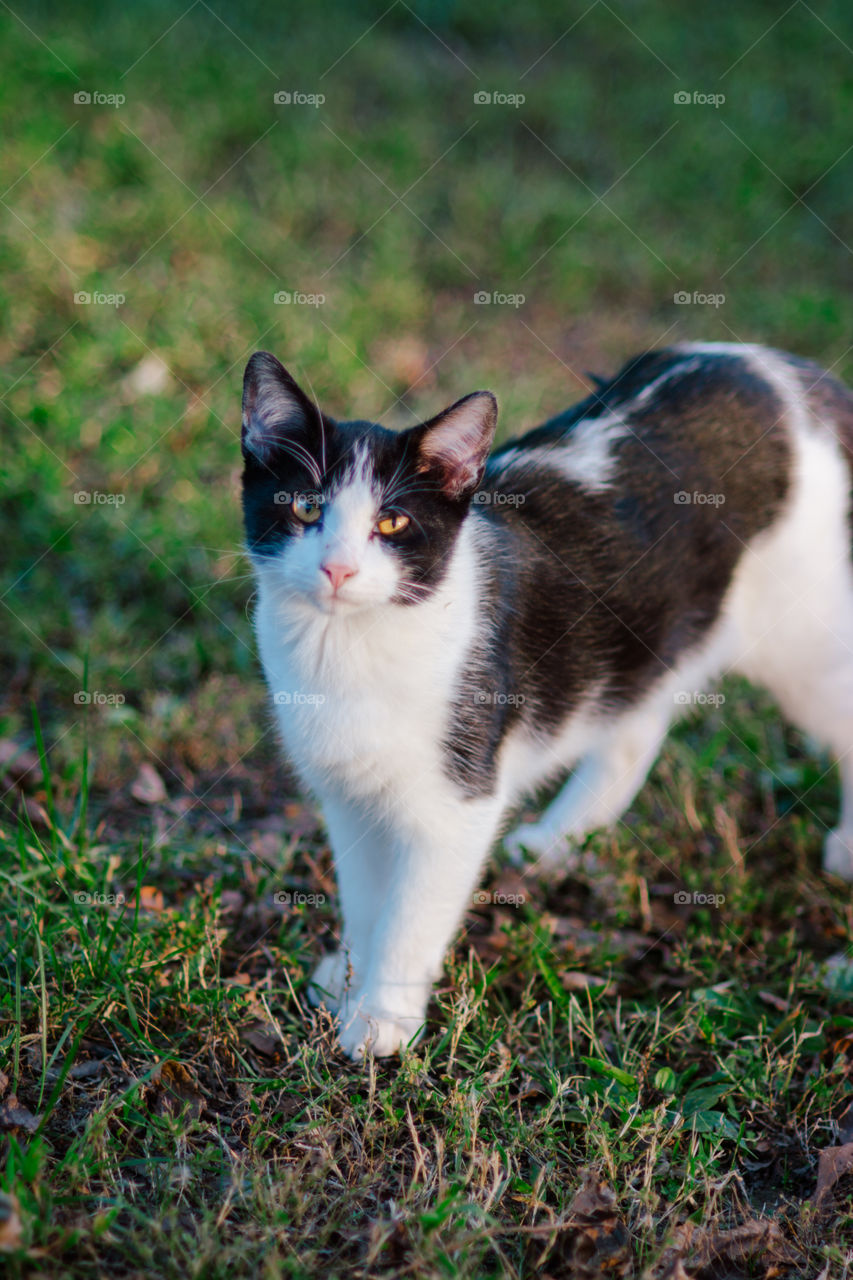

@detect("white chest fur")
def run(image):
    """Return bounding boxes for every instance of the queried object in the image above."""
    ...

[252,525,480,801]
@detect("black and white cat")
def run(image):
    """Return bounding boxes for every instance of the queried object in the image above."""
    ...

[241,342,853,1058]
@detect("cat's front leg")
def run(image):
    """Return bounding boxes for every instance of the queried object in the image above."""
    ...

[308,793,391,1013]
[335,793,503,1059]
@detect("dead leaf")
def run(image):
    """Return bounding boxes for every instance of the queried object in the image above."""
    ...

[240,1022,282,1058]
[372,335,430,387]
[69,1058,109,1080]
[569,1171,618,1223]
[758,990,790,1012]
[0,1096,39,1134]
[489,868,529,903]
[560,971,607,992]
[675,1218,799,1277]
[0,1193,22,1253]
[129,885,167,913]
[815,1141,853,1207]
[484,1042,513,1086]
[22,797,50,827]
[554,1171,631,1278]
[131,762,168,805]
[149,1060,203,1120]
[0,740,42,790]
[0,1070,9,1098]
[122,353,171,398]
[219,890,244,915]
[651,1260,693,1280]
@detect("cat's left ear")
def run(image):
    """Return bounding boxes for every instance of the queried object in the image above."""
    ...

[241,351,322,462]
[414,391,498,500]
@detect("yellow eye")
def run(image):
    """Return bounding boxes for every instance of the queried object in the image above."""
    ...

[292,494,322,524]
[376,512,410,536]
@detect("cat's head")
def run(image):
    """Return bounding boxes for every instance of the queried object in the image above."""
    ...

[241,351,498,613]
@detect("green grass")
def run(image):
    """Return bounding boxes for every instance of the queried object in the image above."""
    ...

[2,1,853,1274]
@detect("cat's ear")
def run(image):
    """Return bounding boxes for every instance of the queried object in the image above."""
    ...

[415,391,498,499]
[241,351,321,461]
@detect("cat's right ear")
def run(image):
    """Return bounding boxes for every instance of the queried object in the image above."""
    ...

[241,352,320,462]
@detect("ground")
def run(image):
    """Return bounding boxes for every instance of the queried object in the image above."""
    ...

[1,1,853,1275]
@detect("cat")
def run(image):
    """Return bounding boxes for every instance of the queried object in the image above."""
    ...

[241,341,853,1059]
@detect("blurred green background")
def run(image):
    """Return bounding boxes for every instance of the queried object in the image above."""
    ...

[2,0,853,805]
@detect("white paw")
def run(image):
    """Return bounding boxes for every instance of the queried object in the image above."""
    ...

[336,993,425,1060]
[823,828,853,882]
[504,822,577,870]
[308,950,354,1013]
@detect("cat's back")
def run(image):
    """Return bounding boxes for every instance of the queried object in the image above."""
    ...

[482,343,813,528]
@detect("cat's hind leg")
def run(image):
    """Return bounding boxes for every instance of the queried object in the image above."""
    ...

[725,416,853,880]
[504,699,672,871]
[739,616,853,880]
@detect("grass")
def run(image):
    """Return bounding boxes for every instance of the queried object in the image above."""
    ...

[2,0,853,1274]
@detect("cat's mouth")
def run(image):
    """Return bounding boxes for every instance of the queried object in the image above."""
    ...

[312,583,369,613]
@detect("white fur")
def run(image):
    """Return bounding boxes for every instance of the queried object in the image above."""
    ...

[494,412,628,493]
[494,358,704,495]
[254,344,853,1057]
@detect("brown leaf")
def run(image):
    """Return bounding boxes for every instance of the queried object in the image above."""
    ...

[489,868,529,903]
[133,885,166,913]
[22,797,50,827]
[69,1058,109,1080]
[815,1141,853,1206]
[0,1070,9,1098]
[149,1060,203,1120]
[240,1022,282,1058]
[569,1171,619,1224]
[0,740,42,790]
[0,1192,22,1254]
[0,1096,39,1134]
[651,1260,693,1280]
[122,353,171,398]
[131,762,168,805]
[683,1219,799,1275]
[556,1172,631,1279]
[560,971,608,992]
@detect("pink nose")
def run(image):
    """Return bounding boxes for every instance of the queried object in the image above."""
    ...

[321,561,357,592]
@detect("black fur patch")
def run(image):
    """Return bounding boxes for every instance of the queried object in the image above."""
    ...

[443,348,794,796]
